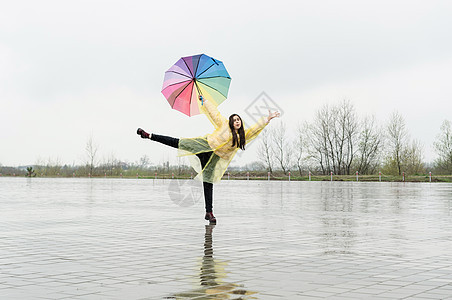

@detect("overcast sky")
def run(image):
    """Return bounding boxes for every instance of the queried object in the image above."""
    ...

[1,0,451,167]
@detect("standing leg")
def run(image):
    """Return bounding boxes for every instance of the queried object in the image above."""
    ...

[203,181,216,224]
[203,182,213,213]
[197,151,216,224]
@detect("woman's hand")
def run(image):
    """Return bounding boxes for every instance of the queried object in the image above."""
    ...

[198,95,207,105]
[267,110,280,123]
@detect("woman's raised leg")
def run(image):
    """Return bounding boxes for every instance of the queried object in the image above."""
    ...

[137,128,179,149]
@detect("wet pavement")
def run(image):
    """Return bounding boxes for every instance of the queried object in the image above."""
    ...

[1,177,452,299]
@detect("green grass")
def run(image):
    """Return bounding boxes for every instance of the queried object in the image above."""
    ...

[221,174,452,183]
[3,173,452,183]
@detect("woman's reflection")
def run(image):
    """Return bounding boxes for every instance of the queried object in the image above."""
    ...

[200,224,222,287]
[168,225,258,299]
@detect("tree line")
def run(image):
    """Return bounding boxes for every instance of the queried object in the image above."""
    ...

[257,100,452,176]
[0,156,193,178]
[0,136,193,178]
[1,100,451,177]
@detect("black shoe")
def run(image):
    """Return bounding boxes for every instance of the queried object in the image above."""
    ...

[204,212,217,224]
[137,128,150,139]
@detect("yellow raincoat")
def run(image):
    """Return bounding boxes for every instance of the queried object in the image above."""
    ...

[178,100,268,183]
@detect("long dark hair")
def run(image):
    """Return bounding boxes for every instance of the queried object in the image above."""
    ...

[229,114,246,150]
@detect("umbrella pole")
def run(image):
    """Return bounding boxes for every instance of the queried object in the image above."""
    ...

[194,81,204,105]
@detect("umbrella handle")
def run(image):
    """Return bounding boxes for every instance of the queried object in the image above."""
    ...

[195,82,204,106]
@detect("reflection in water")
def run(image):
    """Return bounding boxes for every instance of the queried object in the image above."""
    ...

[167,225,258,299]
[318,184,357,255]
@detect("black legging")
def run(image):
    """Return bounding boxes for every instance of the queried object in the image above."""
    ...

[151,134,214,213]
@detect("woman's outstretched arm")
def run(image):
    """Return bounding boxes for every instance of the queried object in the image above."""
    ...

[198,95,227,128]
[245,110,280,142]
[266,110,280,123]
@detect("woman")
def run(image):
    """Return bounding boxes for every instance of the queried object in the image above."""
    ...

[137,95,280,224]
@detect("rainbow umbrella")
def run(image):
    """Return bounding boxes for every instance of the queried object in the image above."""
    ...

[161,54,231,116]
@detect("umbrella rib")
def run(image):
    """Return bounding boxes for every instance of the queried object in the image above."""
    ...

[197,65,230,79]
[182,59,193,77]
[166,70,192,79]
[193,57,200,79]
[171,82,192,106]
[198,75,231,79]
[196,63,214,78]
[194,81,202,96]
[198,81,228,98]
[163,79,192,89]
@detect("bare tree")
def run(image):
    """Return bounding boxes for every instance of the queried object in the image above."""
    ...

[46,157,62,176]
[355,115,382,174]
[384,111,409,175]
[101,152,119,176]
[85,135,98,176]
[34,157,45,176]
[272,121,292,174]
[434,119,452,174]
[257,127,274,173]
[305,105,333,174]
[294,123,309,176]
[337,100,359,174]
[176,156,190,175]
[138,155,151,169]
[306,100,358,175]
[404,139,425,174]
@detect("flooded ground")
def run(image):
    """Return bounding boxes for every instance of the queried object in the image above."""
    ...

[1,177,451,299]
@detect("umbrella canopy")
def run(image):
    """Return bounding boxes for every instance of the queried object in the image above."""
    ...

[161,54,231,116]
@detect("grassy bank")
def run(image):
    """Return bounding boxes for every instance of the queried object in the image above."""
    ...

[3,173,452,183]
